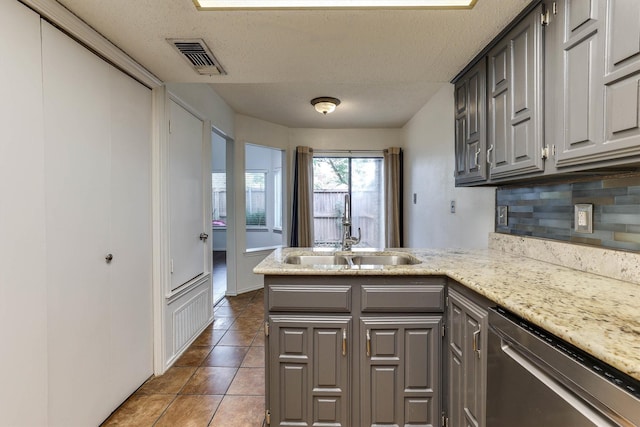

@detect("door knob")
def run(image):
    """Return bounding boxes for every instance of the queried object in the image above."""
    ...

[105,253,113,263]
[199,233,209,241]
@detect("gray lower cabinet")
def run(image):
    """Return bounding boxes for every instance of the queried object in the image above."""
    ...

[361,316,442,426]
[265,276,445,427]
[447,287,488,427]
[268,316,351,426]
[487,4,545,180]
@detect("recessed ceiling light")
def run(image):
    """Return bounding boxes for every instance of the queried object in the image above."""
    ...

[194,0,476,10]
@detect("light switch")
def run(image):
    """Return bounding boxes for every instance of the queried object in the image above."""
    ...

[574,204,593,233]
[497,206,508,226]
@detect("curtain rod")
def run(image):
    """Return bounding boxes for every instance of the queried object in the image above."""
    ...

[313,149,386,153]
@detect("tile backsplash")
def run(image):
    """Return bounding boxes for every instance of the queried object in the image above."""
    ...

[496,173,640,252]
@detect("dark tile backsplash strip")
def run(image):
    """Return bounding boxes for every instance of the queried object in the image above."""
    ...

[496,174,640,252]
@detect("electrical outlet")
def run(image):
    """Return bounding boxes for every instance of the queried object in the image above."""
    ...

[497,206,508,226]
[450,200,456,214]
[574,204,593,233]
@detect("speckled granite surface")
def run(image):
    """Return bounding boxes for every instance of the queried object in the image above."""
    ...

[254,246,640,381]
[489,233,640,285]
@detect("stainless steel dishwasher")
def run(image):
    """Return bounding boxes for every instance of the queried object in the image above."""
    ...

[486,307,640,427]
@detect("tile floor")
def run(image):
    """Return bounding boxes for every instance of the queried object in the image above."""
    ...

[102,289,266,426]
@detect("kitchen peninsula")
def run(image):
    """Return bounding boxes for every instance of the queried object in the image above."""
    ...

[254,233,640,426]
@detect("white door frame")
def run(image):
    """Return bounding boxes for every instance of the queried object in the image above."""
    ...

[151,87,213,374]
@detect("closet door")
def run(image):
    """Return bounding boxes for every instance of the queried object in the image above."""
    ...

[42,20,112,427]
[108,66,153,405]
[42,21,153,426]
[0,1,48,425]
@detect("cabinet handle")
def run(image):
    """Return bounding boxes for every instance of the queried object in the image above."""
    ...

[474,148,481,166]
[487,145,494,168]
[473,328,481,358]
[105,253,113,263]
[199,232,209,241]
[342,329,347,356]
[366,329,371,357]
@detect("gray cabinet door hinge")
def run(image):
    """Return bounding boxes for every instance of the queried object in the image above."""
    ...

[541,8,550,26]
[264,321,269,337]
[442,324,446,338]
[552,1,557,15]
[265,410,271,425]
[442,412,449,427]
[541,145,550,159]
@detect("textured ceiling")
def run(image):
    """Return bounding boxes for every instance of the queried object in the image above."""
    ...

[57,0,531,128]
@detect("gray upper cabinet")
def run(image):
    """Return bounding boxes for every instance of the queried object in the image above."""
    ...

[455,0,640,185]
[553,0,640,167]
[551,0,606,166]
[454,58,488,185]
[487,4,545,180]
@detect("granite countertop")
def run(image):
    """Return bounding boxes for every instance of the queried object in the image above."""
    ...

[254,246,640,382]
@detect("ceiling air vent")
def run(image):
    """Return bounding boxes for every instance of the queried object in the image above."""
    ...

[167,38,226,76]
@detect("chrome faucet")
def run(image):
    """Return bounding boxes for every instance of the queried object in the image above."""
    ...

[341,194,361,251]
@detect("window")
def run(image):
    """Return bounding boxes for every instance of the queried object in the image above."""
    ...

[273,168,282,230]
[245,143,285,250]
[245,171,267,227]
[313,156,384,248]
[211,172,227,227]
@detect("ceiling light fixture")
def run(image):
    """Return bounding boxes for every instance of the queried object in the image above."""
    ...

[194,0,475,10]
[311,97,341,115]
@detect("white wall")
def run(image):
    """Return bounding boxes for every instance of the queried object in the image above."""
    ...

[233,115,291,294]
[288,128,403,151]
[402,84,495,249]
[165,83,235,138]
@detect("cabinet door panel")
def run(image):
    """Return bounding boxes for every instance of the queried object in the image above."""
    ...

[569,0,593,31]
[566,38,596,147]
[608,0,640,70]
[488,7,544,179]
[361,317,441,427]
[454,58,487,185]
[447,289,488,427]
[269,316,351,427]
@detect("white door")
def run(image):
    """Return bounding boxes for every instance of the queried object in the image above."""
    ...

[42,21,153,426]
[169,100,206,291]
[108,66,153,403]
[0,1,48,425]
[42,21,112,426]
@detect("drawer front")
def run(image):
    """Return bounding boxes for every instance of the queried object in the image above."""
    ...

[361,285,444,312]
[268,285,352,312]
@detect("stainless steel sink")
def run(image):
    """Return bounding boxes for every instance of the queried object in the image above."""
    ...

[284,253,421,266]
[284,255,347,265]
